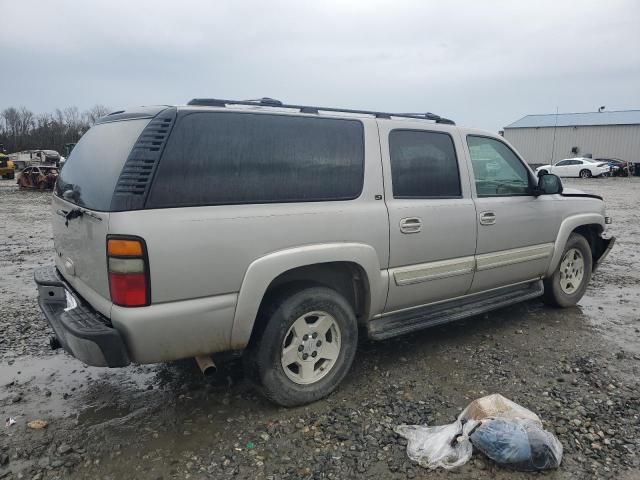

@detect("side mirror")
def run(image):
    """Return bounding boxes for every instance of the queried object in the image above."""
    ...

[535,173,563,195]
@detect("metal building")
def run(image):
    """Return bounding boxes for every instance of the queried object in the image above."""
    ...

[503,110,640,166]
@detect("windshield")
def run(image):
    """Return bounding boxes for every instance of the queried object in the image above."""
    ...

[55,119,150,211]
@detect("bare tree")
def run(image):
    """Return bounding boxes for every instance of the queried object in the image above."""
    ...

[0,104,110,153]
[85,104,110,125]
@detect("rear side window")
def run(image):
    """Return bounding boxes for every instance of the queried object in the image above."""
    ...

[146,112,364,208]
[389,130,461,198]
[55,119,150,210]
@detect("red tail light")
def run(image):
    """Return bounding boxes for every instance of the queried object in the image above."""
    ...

[107,237,150,307]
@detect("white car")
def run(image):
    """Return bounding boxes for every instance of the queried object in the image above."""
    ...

[535,157,610,178]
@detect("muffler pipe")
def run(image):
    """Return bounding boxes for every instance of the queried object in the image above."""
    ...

[194,355,217,376]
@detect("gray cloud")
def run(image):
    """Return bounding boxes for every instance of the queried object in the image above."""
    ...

[1,0,639,131]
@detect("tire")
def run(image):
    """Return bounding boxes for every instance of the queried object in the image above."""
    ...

[245,285,358,407]
[538,170,548,176]
[543,233,592,308]
[579,169,592,178]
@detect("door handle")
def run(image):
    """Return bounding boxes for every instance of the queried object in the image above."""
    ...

[399,217,422,234]
[479,211,496,225]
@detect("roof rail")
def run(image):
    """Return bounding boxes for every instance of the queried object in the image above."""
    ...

[186,98,455,125]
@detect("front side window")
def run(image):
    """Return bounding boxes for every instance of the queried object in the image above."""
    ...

[467,136,530,197]
[555,160,570,166]
[389,130,461,198]
[146,112,364,207]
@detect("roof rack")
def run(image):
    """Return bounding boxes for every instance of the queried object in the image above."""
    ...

[186,97,455,125]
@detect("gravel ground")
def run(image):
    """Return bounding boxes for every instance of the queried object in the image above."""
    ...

[1,177,639,480]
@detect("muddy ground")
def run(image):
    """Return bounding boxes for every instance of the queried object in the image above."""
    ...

[1,177,639,480]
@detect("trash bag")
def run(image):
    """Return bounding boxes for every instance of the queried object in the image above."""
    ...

[396,394,563,472]
[459,393,541,426]
[470,418,563,471]
[395,419,480,470]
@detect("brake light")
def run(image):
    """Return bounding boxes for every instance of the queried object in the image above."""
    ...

[107,237,150,307]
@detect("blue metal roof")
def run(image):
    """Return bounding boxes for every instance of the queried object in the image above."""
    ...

[504,110,640,129]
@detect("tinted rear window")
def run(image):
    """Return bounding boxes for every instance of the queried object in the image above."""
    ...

[146,112,364,208]
[55,119,150,210]
[389,130,461,198]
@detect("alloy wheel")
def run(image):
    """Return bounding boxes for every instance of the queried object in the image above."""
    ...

[559,248,585,294]
[280,311,341,385]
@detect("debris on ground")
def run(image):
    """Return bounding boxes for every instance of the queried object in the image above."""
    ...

[396,394,563,472]
[27,419,49,429]
[5,417,16,427]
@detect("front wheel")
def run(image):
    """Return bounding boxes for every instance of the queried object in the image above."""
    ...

[245,285,358,407]
[579,169,592,178]
[543,233,592,307]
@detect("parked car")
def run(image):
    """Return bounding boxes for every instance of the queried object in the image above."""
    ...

[0,153,15,179]
[35,99,615,406]
[595,158,634,177]
[535,158,610,178]
[17,165,59,189]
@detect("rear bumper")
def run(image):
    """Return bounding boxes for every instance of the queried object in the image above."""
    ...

[34,266,130,367]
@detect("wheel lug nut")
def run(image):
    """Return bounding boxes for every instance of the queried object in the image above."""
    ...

[316,340,322,347]
[302,353,308,360]
[311,351,317,357]
[312,332,318,339]
[303,334,309,341]
[298,345,304,352]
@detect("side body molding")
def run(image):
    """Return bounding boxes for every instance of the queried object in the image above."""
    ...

[230,243,388,348]
[546,213,605,276]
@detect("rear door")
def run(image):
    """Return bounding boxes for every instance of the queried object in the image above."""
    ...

[379,121,477,312]
[464,133,560,293]
[52,117,152,316]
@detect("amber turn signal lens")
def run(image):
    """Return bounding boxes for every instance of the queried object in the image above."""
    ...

[107,239,143,257]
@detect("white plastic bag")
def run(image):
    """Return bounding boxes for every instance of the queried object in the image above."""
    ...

[395,419,479,470]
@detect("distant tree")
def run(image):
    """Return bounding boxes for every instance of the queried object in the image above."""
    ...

[0,104,110,153]
[84,104,110,125]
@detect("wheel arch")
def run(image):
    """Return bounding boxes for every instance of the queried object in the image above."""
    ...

[546,214,606,276]
[230,243,388,349]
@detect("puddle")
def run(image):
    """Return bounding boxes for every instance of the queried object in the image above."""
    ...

[0,353,159,423]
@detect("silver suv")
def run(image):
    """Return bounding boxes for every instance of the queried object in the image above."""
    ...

[35,98,615,406]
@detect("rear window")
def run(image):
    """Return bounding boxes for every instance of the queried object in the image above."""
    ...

[55,119,150,210]
[146,112,364,208]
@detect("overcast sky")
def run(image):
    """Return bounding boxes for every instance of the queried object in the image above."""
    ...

[1,0,639,131]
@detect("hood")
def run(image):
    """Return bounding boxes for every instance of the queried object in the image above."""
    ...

[562,187,586,195]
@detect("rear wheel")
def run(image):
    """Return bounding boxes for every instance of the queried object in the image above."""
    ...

[579,169,592,178]
[245,285,358,407]
[543,233,592,307]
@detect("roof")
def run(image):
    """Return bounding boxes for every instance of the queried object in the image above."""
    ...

[504,110,640,129]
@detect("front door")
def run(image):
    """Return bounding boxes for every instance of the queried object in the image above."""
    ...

[465,134,560,293]
[379,121,477,313]
[550,160,571,177]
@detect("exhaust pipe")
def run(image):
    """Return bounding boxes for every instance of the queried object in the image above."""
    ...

[194,355,217,376]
